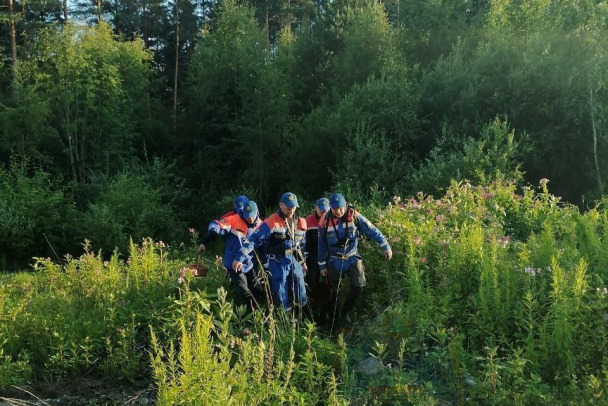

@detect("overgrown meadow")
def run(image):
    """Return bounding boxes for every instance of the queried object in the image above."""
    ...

[3,180,608,405]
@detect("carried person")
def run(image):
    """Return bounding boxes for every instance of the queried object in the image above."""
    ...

[200,201,264,310]
[234,192,308,311]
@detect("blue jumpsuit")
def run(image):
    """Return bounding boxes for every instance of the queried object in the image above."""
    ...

[238,211,307,310]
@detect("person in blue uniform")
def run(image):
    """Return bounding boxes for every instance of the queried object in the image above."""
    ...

[318,193,392,325]
[200,201,263,309]
[234,192,307,311]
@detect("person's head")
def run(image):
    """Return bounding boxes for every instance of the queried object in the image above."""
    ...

[240,201,259,225]
[329,193,346,217]
[234,195,249,212]
[315,197,330,217]
[279,192,299,219]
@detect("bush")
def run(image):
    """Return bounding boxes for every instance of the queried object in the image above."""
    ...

[80,160,187,254]
[409,118,527,197]
[0,158,77,270]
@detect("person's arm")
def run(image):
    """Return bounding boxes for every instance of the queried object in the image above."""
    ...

[357,213,392,260]
[252,219,269,269]
[198,219,226,253]
[233,222,270,271]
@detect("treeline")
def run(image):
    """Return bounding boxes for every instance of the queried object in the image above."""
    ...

[1,0,608,268]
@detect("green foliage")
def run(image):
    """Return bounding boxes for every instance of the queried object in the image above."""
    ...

[328,1,398,95]
[20,22,152,184]
[0,238,197,385]
[358,179,608,404]
[410,118,526,197]
[80,161,187,254]
[0,158,77,269]
[151,292,345,405]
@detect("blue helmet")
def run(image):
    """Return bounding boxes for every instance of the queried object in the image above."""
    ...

[234,195,249,211]
[241,201,259,220]
[329,193,346,209]
[280,192,299,208]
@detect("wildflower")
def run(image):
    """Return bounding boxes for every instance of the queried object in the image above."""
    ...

[421,257,427,264]
[387,362,392,369]
[103,261,109,267]
[380,269,387,274]
[439,239,449,247]
[391,237,402,243]
[409,199,422,209]
[157,241,166,248]
[417,191,424,199]
[179,242,185,248]
[435,214,445,222]
[126,258,131,265]
[242,328,251,336]
[230,339,236,349]
[177,276,185,284]
[539,178,550,186]
[188,228,196,234]
[413,236,422,246]
[393,196,402,204]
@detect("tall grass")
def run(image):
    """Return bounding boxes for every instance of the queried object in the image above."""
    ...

[4,180,608,404]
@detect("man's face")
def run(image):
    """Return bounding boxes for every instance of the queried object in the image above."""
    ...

[279,202,296,219]
[245,216,256,225]
[331,206,346,218]
[315,206,328,218]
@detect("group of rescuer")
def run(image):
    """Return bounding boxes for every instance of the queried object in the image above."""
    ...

[198,192,392,326]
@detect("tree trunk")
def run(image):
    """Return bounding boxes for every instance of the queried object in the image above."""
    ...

[590,87,603,195]
[173,0,179,135]
[266,11,270,50]
[143,0,148,48]
[97,0,102,22]
[62,0,68,22]
[8,0,18,80]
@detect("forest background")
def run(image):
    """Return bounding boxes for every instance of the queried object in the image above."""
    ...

[4,1,608,404]
[2,0,608,269]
